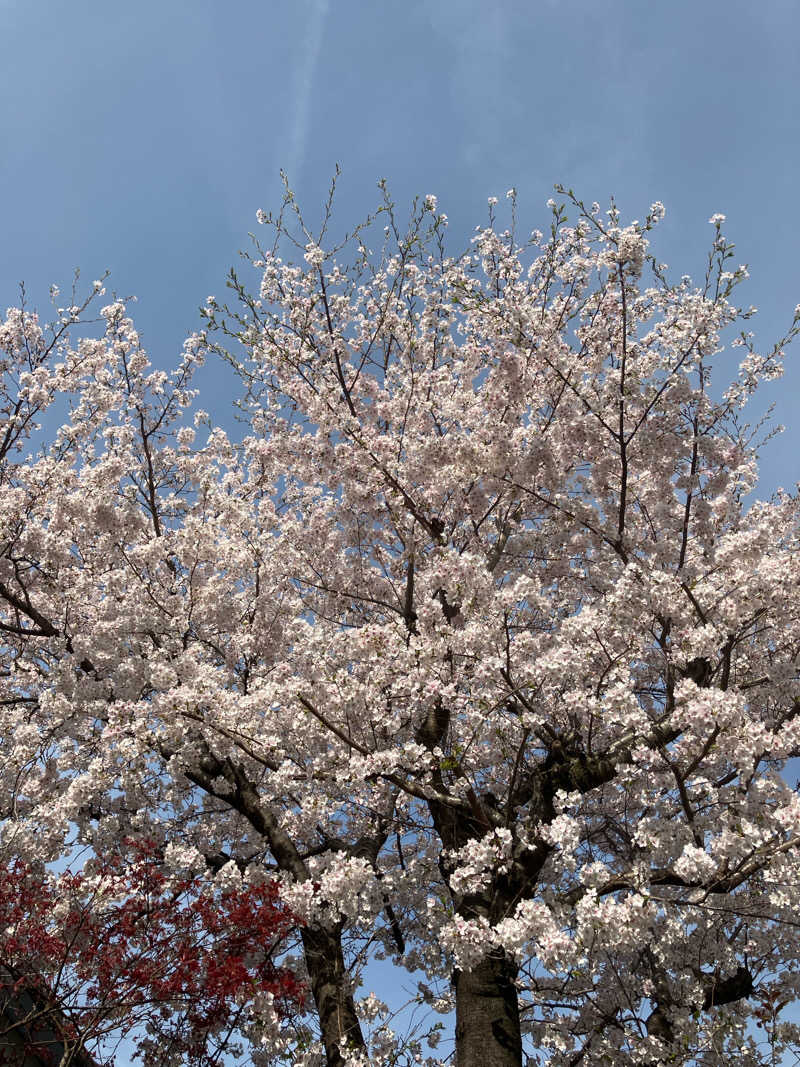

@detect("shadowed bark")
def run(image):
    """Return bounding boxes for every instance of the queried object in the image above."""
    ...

[302,923,366,1066]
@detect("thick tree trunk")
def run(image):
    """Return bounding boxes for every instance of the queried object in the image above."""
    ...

[418,707,524,1065]
[301,923,366,1066]
[454,950,522,1067]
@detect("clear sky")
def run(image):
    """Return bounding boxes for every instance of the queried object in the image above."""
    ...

[2,0,798,491]
[3,2,800,1062]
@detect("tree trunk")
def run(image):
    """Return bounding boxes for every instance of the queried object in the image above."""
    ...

[301,923,366,1066]
[454,950,522,1067]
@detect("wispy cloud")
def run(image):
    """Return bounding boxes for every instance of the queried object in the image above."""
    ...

[286,0,330,186]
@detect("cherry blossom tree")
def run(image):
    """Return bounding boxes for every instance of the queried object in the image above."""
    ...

[3,183,800,1066]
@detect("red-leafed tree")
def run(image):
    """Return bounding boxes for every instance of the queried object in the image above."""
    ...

[0,839,304,1066]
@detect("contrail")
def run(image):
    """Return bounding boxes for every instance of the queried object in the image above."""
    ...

[286,0,330,187]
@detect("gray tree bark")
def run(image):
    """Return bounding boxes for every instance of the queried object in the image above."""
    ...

[454,950,522,1067]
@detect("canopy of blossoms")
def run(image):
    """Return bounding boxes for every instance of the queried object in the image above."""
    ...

[1,185,800,1066]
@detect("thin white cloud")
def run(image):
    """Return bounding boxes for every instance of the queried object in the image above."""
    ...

[286,0,330,186]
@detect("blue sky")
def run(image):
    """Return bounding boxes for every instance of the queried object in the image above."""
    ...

[3,2,800,1062]
[2,0,799,491]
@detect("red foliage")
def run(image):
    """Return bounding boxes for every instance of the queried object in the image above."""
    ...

[0,839,304,1065]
